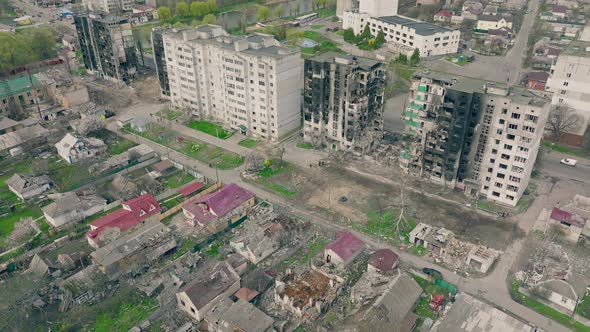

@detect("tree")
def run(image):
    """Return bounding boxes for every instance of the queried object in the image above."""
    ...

[175,1,189,16]
[172,22,189,28]
[191,19,202,27]
[546,105,580,140]
[202,13,216,24]
[272,4,283,18]
[286,28,304,43]
[257,6,271,21]
[207,0,217,12]
[375,30,385,47]
[314,0,326,10]
[410,48,420,65]
[157,6,172,21]
[190,1,209,17]
[245,151,265,172]
[397,53,408,64]
[342,28,355,43]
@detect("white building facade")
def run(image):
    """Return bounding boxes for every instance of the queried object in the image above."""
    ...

[162,25,302,142]
[545,40,590,139]
[343,13,460,57]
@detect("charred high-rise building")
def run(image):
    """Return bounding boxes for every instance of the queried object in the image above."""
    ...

[151,27,169,98]
[401,70,550,206]
[74,13,138,83]
[303,52,385,153]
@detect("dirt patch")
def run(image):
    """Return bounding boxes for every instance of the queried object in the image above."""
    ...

[130,74,163,104]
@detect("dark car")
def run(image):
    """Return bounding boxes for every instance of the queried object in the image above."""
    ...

[422,267,443,280]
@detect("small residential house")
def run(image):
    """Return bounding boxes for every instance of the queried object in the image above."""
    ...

[368,248,399,274]
[230,222,283,264]
[6,174,52,200]
[205,298,274,332]
[434,10,453,23]
[476,15,513,30]
[92,144,155,174]
[550,207,587,243]
[483,5,499,15]
[0,123,49,156]
[151,159,176,176]
[357,273,423,332]
[86,193,161,248]
[539,273,589,312]
[234,287,260,302]
[526,72,550,91]
[176,263,241,321]
[462,1,483,14]
[129,5,156,25]
[466,245,499,273]
[409,223,455,256]
[43,191,107,227]
[182,184,255,226]
[55,133,106,164]
[551,5,567,18]
[323,231,364,266]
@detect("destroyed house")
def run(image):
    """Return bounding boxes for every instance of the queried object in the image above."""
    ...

[55,133,107,164]
[91,221,176,280]
[176,263,241,321]
[323,231,364,266]
[205,298,274,332]
[368,249,399,273]
[182,183,255,226]
[86,193,161,248]
[43,191,107,227]
[230,222,283,264]
[6,173,52,200]
[409,223,454,256]
[275,270,342,319]
[550,207,587,242]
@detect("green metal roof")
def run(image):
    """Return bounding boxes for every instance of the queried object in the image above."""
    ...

[0,75,39,99]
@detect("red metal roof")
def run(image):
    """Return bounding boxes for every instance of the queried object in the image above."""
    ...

[552,5,567,13]
[234,287,259,302]
[87,194,161,243]
[176,181,204,197]
[369,248,399,272]
[435,10,453,17]
[183,184,254,224]
[550,207,586,228]
[324,231,364,262]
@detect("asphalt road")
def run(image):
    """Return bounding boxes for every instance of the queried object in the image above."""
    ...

[541,150,590,183]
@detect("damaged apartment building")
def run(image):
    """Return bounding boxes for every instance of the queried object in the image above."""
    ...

[401,70,549,206]
[154,25,302,142]
[74,13,138,82]
[303,52,385,153]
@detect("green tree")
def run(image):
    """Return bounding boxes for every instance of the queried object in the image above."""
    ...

[257,6,270,21]
[157,6,172,21]
[342,28,355,43]
[314,0,326,10]
[286,28,304,43]
[397,53,408,64]
[272,5,283,18]
[207,0,217,12]
[172,21,188,28]
[175,1,189,16]
[202,13,216,24]
[411,48,420,65]
[375,30,385,47]
[360,24,371,41]
[191,19,202,27]
[190,1,209,17]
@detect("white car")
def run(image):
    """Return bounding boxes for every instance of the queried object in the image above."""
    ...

[560,158,577,166]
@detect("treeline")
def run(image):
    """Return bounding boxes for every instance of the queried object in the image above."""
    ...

[0,28,58,73]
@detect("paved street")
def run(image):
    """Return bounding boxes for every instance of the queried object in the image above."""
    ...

[424,0,540,83]
[540,150,590,183]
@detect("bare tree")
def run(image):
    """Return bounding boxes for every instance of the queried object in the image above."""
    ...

[245,151,265,172]
[395,178,410,239]
[546,105,580,140]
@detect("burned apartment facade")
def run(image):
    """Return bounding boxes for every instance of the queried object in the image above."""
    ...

[74,13,138,83]
[303,53,385,152]
[402,70,549,206]
[158,25,302,142]
[151,27,170,98]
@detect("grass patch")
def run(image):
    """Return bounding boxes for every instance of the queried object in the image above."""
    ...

[161,171,195,189]
[238,138,258,148]
[300,30,343,56]
[510,280,590,332]
[89,295,157,332]
[157,109,183,121]
[310,24,325,29]
[446,56,468,66]
[296,142,315,150]
[411,274,449,319]
[258,161,290,178]
[187,120,233,139]
[577,293,590,320]
[477,199,504,213]
[125,125,243,170]
[108,138,136,155]
[317,7,336,18]
[0,247,26,264]
[542,141,588,158]
[353,210,416,244]
[203,240,223,258]
[394,64,418,81]
[262,183,298,198]
[47,156,94,191]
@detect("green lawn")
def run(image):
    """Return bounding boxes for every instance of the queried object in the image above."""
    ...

[47,156,94,191]
[258,161,291,178]
[577,293,590,320]
[317,7,336,18]
[300,31,343,56]
[393,63,418,81]
[311,24,325,29]
[157,109,183,121]
[411,274,449,319]
[161,171,195,189]
[296,142,315,150]
[510,281,590,332]
[125,125,243,170]
[542,141,588,158]
[238,138,258,148]
[187,120,233,139]
[89,295,157,332]
[353,210,416,244]
[261,182,298,198]
[108,138,136,155]
[446,56,468,66]
[203,240,223,258]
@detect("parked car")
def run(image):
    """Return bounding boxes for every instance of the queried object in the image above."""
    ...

[422,267,443,280]
[429,294,445,310]
[560,158,577,166]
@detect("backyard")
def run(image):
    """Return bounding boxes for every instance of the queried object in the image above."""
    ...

[160,170,195,189]
[187,120,233,139]
[125,124,243,170]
